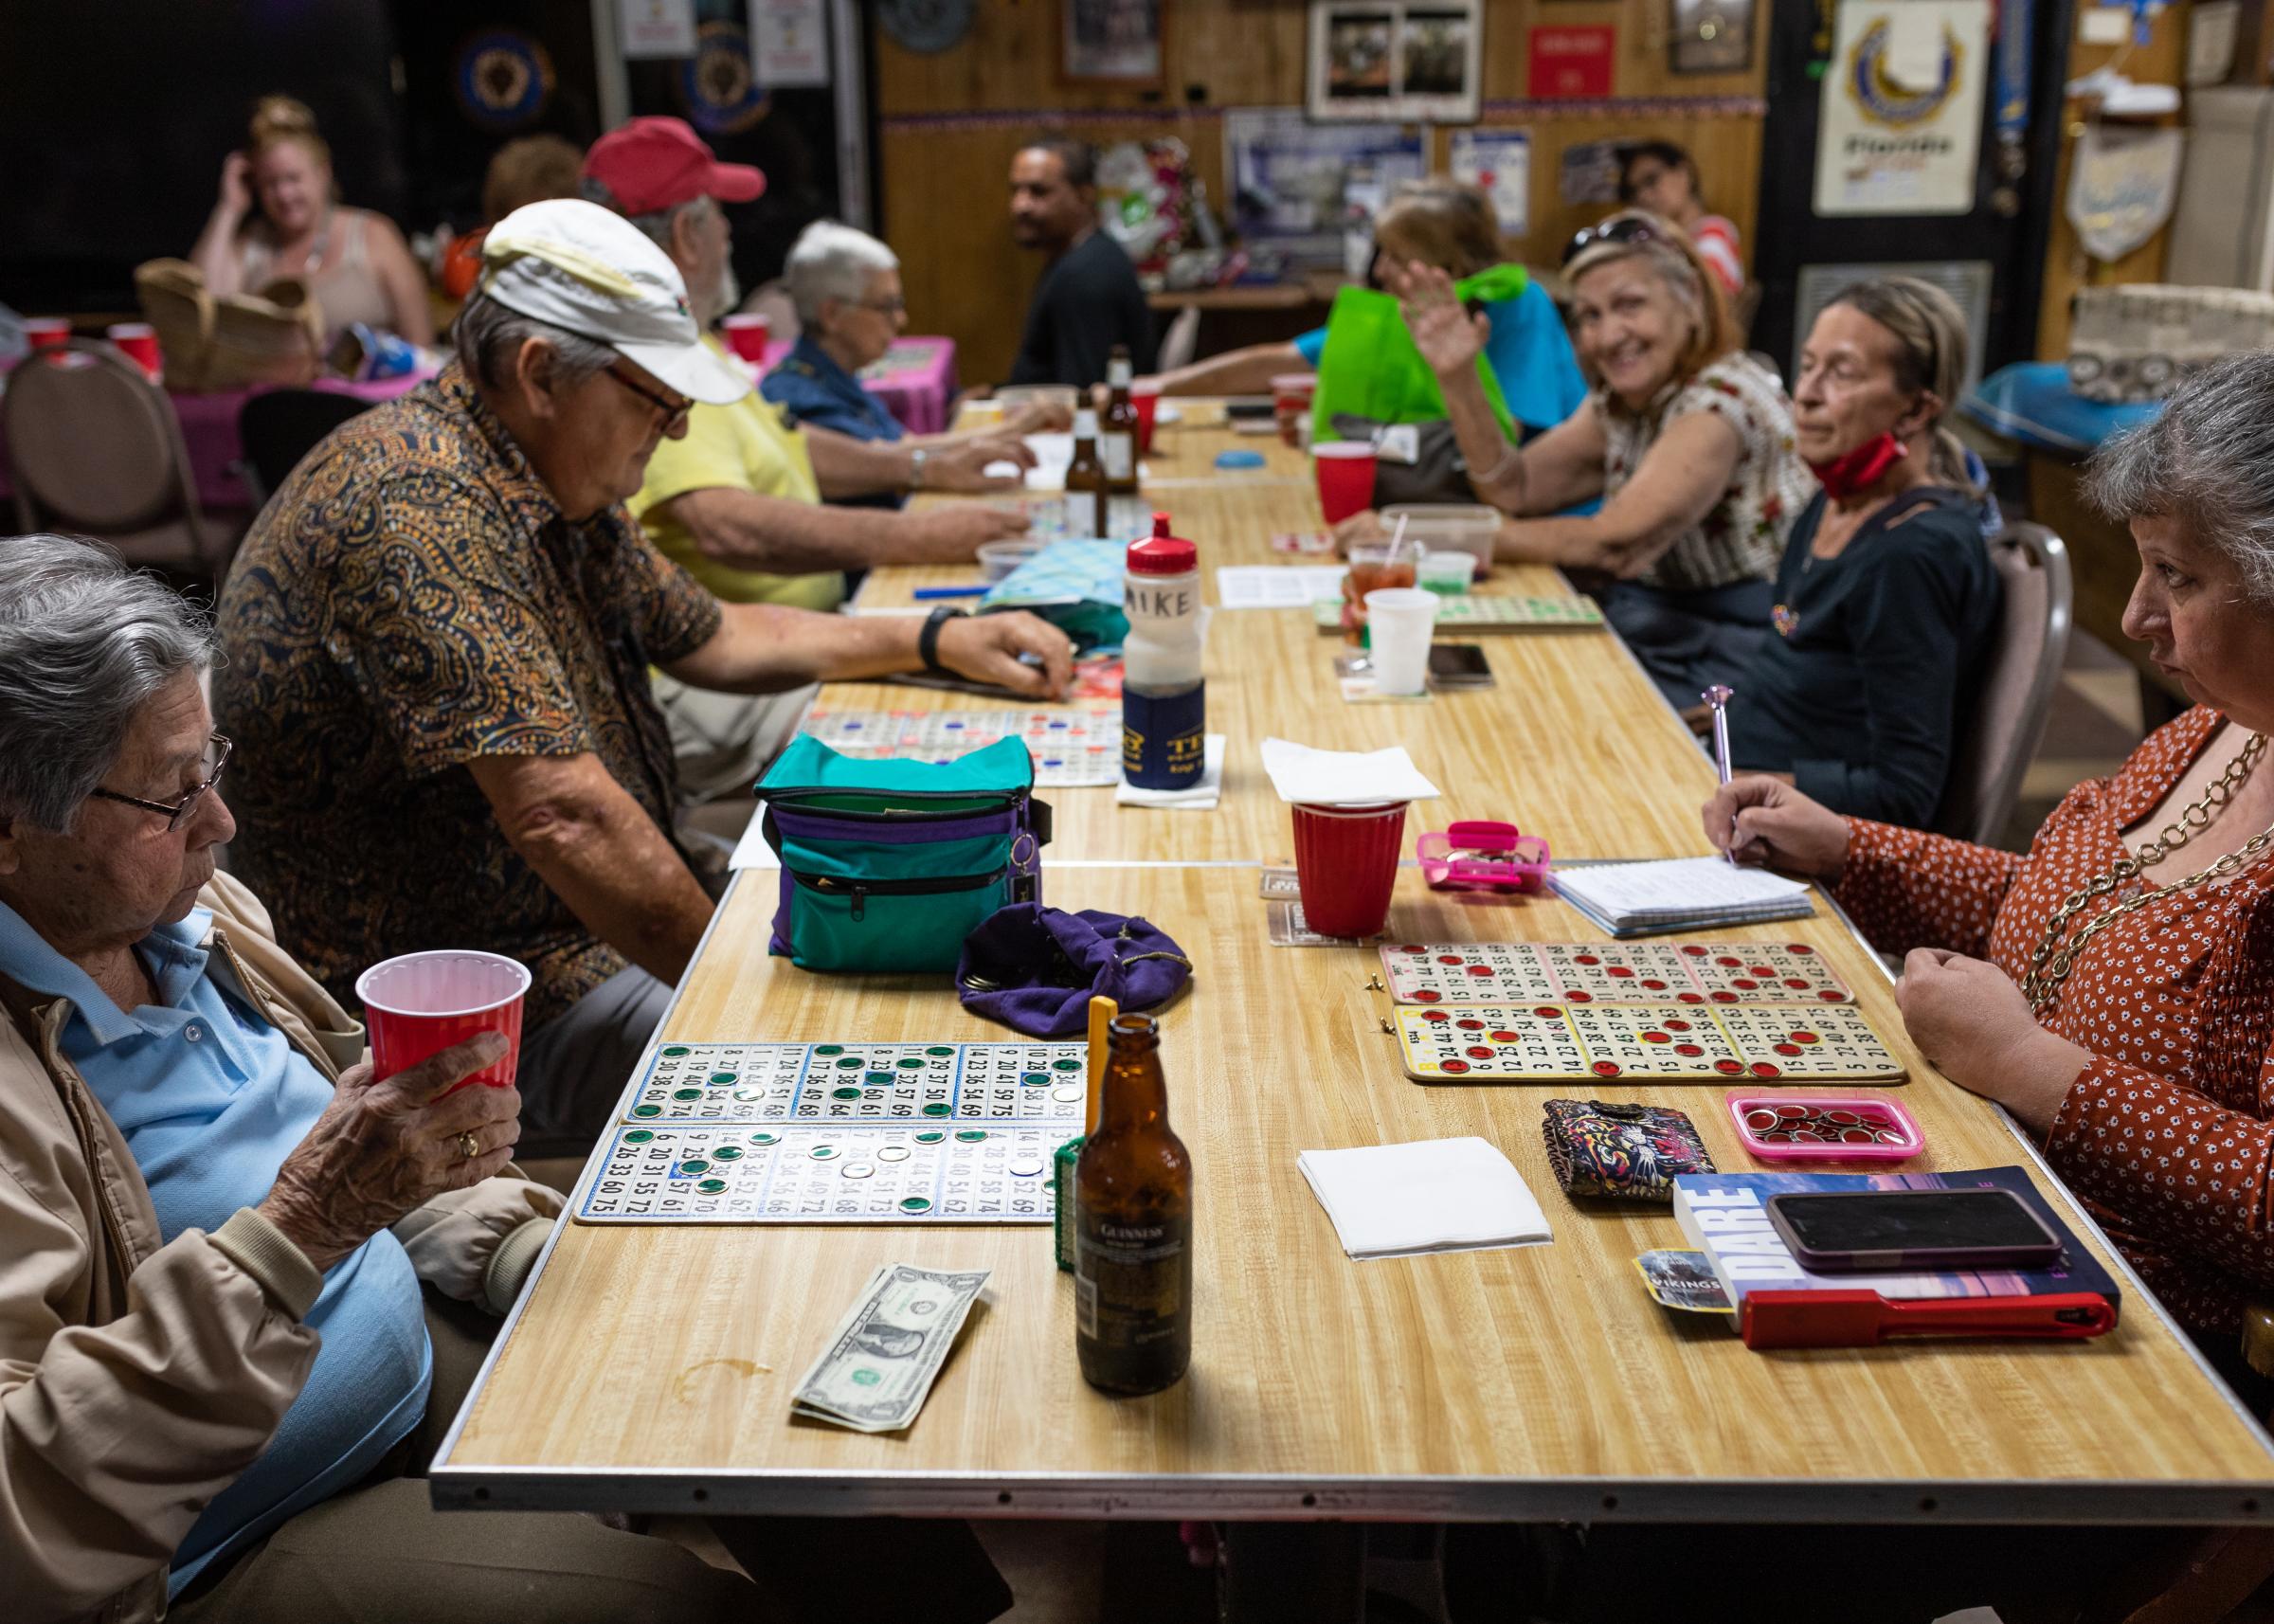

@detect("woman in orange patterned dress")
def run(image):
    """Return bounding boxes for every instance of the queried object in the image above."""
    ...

[1705,351,2274,1350]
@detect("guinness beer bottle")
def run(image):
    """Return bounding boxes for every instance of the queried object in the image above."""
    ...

[1074,1012,1192,1395]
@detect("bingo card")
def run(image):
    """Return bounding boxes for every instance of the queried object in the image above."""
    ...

[1380,941,1853,1006]
[578,1040,1088,1225]
[1394,1001,1901,1084]
[1310,595,1604,632]
[800,705,1120,786]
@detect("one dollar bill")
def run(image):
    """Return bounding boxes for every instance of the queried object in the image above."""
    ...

[790,1263,990,1434]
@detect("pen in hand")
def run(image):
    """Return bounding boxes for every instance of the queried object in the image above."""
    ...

[1703,685,1737,864]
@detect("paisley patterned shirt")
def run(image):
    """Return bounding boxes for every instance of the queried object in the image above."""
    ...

[214,363,723,1028]
[1594,351,1812,593]
[1834,707,2274,1332]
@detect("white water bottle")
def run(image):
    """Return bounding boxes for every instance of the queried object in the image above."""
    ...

[1121,512,1204,790]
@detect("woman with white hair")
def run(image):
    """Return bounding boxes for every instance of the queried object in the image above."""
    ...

[761,220,1063,448]
[1706,350,2274,1378]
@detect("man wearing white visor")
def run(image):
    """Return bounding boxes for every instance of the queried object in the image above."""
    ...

[217,201,1075,1152]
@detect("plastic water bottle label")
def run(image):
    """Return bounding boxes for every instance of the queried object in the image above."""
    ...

[1122,681,1207,790]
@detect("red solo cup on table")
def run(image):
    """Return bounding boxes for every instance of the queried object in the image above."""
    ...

[1131,379,1162,454]
[1272,371,1317,446]
[107,322,162,381]
[355,950,531,1094]
[720,313,771,365]
[23,316,72,354]
[1291,801,1410,938]
[1312,441,1378,526]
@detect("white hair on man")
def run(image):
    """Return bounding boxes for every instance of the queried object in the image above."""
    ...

[785,221,901,329]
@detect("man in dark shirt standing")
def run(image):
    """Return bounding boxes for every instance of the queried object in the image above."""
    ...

[1006,140,1157,387]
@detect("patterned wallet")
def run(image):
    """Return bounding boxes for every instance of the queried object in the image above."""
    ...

[1541,1099,1715,1202]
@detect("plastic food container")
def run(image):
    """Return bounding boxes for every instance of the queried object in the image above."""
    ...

[1417,550,1476,594]
[1381,505,1500,577]
[1725,1092,1924,1163]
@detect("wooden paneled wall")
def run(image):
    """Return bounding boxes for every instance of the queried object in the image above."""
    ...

[874,0,1769,383]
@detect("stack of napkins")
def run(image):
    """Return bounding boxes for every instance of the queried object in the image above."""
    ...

[1551,856,1814,937]
[1258,738,1441,805]
[1298,1137,1552,1260]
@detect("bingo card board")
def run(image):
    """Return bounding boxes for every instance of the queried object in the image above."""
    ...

[799,705,1120,786]
[1394,1002,1902,1084]
[1020,494,1156,544]
[578,1040,1088,1225]
[1381,942,1853,1007]
[1310,595,1604,632]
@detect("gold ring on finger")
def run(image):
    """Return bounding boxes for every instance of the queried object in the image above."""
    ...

[457,1130,480,1160]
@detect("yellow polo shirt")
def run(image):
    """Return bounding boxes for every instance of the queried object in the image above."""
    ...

[629,336,846,611]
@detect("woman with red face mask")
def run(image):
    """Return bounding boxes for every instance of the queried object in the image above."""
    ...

[1718,277,2002,826]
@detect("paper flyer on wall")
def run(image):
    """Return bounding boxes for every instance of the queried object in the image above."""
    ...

[1813,0,1991,217]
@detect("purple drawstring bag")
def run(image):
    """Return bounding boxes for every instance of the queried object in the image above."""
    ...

[956,904,1193,1038]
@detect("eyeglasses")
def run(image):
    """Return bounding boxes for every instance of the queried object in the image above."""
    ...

[1562,216,1658,267]
[89,733,232,833]
[603,365,695,434]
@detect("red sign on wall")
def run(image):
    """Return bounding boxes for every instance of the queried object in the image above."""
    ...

[1527,25,1615,99]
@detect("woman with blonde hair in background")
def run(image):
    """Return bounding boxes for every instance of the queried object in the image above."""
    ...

[1383,209,1810,706]
[1143,178,1584,438]
[190,96,434,346]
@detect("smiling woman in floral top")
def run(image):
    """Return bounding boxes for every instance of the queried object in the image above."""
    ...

[1386,209,1812,709]
[1706,352,2274,1371]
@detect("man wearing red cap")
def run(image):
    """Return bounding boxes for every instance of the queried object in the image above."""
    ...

[582,117,1047,799]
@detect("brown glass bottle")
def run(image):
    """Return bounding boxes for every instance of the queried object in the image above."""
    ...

[1101,345,1140,496]
[1066,406,1110,538]
[1074,1013,1193,1395]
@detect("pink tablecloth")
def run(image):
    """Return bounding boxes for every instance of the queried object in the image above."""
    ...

[757,335,958,437]
[0,370,427,516]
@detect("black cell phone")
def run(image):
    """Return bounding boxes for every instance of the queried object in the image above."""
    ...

[1224,396,1276,421]
[1763,1188,2064,1272]
[1426,642,1493,687]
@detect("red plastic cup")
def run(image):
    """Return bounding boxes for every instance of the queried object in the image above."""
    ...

[1312,441,1379,526]
[1291,801,1410,938]
[107,322,161,381]
[23,316,71,354]
[720,313,771,365]
[1131,380,1161,455]
[355,949,531,1094]
[1272,371,1317,446]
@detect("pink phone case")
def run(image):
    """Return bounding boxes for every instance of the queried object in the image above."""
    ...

[1725,1092,1923,1163]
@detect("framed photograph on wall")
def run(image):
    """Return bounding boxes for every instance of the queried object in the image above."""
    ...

[1062,0,1166,85]
[1307,0,1481,123]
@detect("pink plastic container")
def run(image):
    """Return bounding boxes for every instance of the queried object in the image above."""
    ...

[356,949,531,1093]
[720,313,771,364]
[1725,1092,1923,1163]
[1311,441,1378,525]
[1292,801,1409,937]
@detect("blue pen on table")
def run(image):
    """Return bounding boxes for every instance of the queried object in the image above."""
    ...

[911,585,990,600]
[1703,684,1737,864]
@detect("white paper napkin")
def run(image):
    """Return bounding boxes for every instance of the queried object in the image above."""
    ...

[1258,738,1441,805]
[1297,1137,1552,1260]
[729,800,779,871]
[1116,734,1225,810]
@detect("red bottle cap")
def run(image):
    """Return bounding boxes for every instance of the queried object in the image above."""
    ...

[1127,514,1195,575]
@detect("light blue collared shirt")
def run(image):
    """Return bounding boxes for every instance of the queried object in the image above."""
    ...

[0,899,430,1592]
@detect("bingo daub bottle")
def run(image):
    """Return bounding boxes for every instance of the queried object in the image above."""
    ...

[1121,513,1204,791]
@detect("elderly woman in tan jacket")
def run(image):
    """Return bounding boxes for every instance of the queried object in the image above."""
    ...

[0,536,779,1624]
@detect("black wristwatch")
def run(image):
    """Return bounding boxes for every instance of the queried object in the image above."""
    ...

[918,604,966,674]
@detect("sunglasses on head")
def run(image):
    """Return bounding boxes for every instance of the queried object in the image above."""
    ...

[1562,216,1657,267]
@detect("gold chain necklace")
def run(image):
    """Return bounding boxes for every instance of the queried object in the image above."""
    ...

[2023,731,2274,1013]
